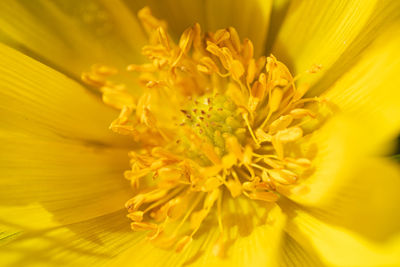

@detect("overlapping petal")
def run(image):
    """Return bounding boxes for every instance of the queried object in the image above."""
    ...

[0,43,130,145]
[308,158,400,242]
[110,201,286,267]
[272,0,396,87]
[203,0,272,57]
[0,0,146,78]
[283,116,367,206]
[0,43,133,225]
[0,210,141,267]
[286,20,400,207]
[279,233,324,267]
[284,205,400,267]
[322,23,400,148]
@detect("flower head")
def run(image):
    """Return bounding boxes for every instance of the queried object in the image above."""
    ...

[82,7,329,253]
[1,1,400,267]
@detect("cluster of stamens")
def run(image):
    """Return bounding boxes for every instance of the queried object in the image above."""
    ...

[82,7,324,254]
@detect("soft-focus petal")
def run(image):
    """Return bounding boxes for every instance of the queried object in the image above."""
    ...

[110,201,286,267]
[284,206,400,267]
[0,43,133,224]
[306,158,400,242]
[284,116,368,206]
[124,0,207,39]
[0,42,128,146]
[264,0,291,53]
[125,0,272,57]
[309,0,400,95]
[279,233,325,267]
[0,210,141,266]
[0,137,131,225]
[195,201,286,267]
[273,0,379,84]
[322,24,400,148]
[204,0,272,56]
[284,21,400,211]
[0,0,146,78]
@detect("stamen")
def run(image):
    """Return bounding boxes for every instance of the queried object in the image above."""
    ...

[243,113,259,145]
[175,235,193,253]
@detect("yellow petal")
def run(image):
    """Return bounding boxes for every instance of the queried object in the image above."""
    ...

[282,26,400,208]
[111,199,286,267]
[264,0,291,52]
[309,1,400,96]
[285,206,400,267]
[0,210,143,266]
[128,0,273,57]
[273,0,378,84]
[207,202,285,267]
[321,25,400,148]
[0,0,146,78]
[205,0,272,57]
[105,226,217,267]
[279,233,324,267]
[285,116,369,206]
[0,42,128,146]
[0,43,133,224]
[125,0,207,40]
[307,158,400,242]
[0,136,132,226]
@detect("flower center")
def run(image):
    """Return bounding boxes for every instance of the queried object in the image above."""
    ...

[82,6,324,254]
[178,93,245,163]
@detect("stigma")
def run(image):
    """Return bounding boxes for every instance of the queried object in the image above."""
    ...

[82,7,324,253]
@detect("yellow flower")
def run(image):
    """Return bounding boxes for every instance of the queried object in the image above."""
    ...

[1,1,400,267]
